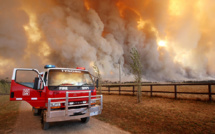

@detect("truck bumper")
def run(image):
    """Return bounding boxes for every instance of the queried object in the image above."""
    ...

[45,91,103,123]
[45,105,102,122]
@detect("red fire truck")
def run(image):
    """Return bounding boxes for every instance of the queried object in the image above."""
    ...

[10,65,103,130]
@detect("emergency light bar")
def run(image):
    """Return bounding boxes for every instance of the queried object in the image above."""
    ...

[76,67,85,70]
[44,65,56,69]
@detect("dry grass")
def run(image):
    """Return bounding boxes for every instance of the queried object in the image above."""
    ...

[95,95,215,134]
[0,82,10,94]
[101,85,215,101]
[0,95,20,134]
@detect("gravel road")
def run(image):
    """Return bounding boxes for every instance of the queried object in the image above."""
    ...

[13,101,130,134]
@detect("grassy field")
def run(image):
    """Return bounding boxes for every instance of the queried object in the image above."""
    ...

[95,94,215,134]
[101,85,215,101]
[0,95,20,134]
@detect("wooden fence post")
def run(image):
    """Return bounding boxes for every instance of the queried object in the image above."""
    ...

[108,87,110,95]
[150,85,153,97]
[208,84,212,102]
[133,86,135,96]
[119,85,121,95]
[174,85,177,99]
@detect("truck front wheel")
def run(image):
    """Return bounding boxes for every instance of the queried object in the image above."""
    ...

[41,110,49,130]
[81,117,90,123]
[42,122,49,130]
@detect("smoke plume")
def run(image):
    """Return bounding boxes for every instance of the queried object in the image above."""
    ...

[0,0,215,81]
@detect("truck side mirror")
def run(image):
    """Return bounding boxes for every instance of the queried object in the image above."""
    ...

[33,77,39,90]
[96,79,99,89]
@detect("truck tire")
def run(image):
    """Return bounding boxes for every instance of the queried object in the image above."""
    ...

[38,109,42,115]
[41,110,49,130]
[81,117,90,123]
[42,122,49,130]
[32,107,38,116]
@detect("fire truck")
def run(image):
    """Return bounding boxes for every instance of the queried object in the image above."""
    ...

[10,65,103,130]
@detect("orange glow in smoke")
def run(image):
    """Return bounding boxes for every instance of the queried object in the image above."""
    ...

[23,11,41,43]
[110,71,113,75]
[22,6,51,65]
[84,0,91,10]
[169,0,185,16]
[116,1,126,18]
[137,18,146,30]
[158,40,166,47]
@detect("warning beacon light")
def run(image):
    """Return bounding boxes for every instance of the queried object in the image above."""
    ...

[44,65,56,69]
[76,67,85,70]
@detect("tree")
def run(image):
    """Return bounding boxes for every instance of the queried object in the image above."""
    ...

[130,47,142,103]
[93,62,102,94]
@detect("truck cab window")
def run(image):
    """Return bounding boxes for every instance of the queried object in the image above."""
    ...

[48,70,94,87]
[16,70,40,89]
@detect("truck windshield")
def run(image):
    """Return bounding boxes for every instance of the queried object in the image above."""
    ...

[48,69,94,86]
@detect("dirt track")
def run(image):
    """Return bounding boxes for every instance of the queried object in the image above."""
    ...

[13,101,130,134]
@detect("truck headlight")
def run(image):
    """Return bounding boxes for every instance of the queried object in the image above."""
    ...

[91,99,96,105]
[51,103,61,107]
[69,102,74,105]
[91,100,96,103]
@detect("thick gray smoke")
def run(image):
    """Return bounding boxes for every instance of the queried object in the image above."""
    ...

[0,0,215,81]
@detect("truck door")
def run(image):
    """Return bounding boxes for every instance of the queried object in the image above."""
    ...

[10,68,46,107]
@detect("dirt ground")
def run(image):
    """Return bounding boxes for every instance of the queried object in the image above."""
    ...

[96,95,215,134]
[12,101,130,134]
